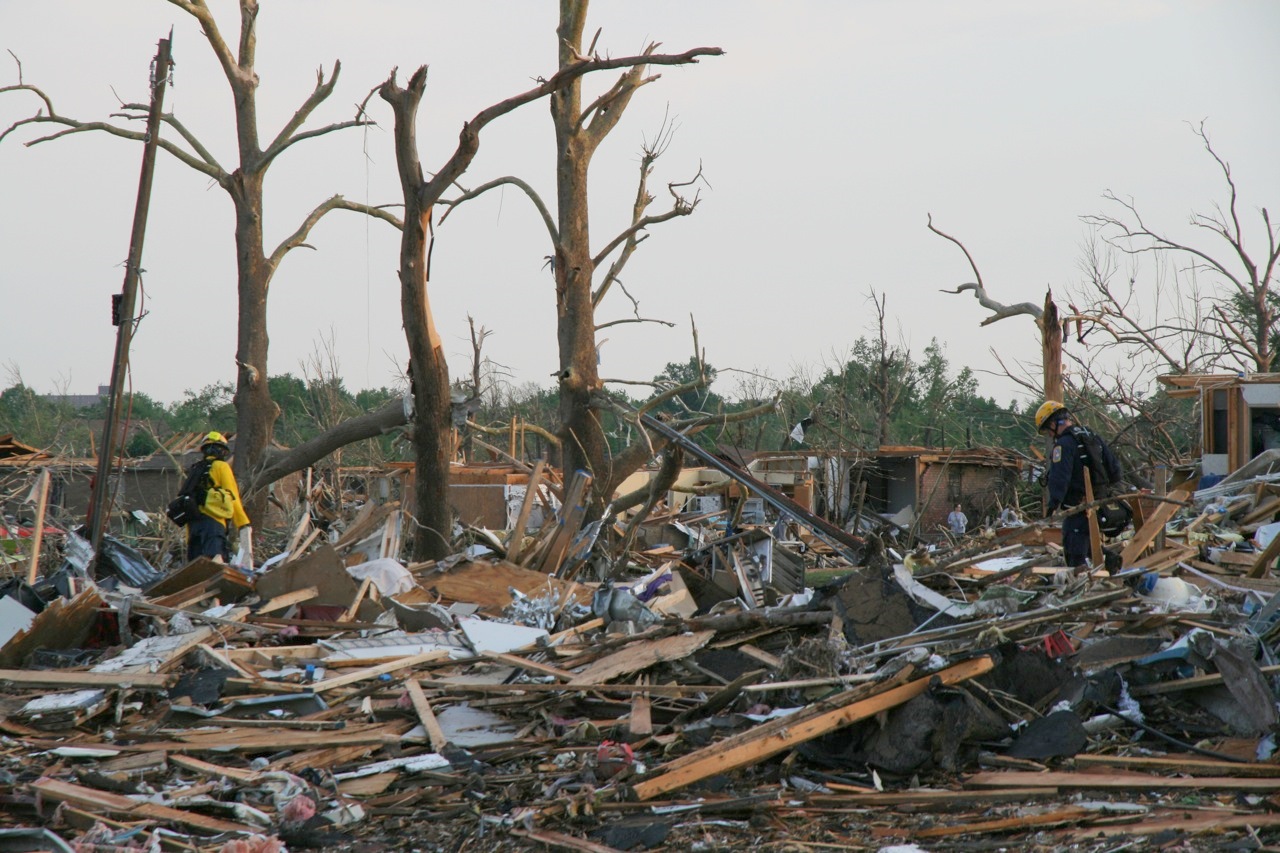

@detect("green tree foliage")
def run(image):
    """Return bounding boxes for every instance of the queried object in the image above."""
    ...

[0,382,92,453]
[169,382,236,433]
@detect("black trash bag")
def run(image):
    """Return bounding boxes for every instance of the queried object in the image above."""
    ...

[1097,501,1133,537]
[99,534,163,589]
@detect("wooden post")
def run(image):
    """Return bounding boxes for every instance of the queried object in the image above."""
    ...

[1083,469,1103,568]
[25,469,51,586]
[1155,465,1167,551]
[507,459,546,564]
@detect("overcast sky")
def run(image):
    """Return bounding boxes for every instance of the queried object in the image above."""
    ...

[2,1,1277,410]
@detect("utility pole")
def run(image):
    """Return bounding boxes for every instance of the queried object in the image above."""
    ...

[86,32,174,571]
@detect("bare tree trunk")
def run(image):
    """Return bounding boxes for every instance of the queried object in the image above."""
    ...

[553,3,609,506]
[228,175,277,523]
[381,68,453,561]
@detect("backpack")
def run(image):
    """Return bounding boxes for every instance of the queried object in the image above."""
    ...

[1069,426,1122,494]
[165,459,212,526]
[1070,426,1132,535]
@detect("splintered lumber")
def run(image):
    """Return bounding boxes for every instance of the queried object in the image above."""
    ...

[1061,810,1280,839]
[404,677,449,751]
[509,828,626,853]
[1129,662,1280,697]
[33,777,258,835]
[25,468,50,584]
[965,769,1280,790]
[507,458,546,563]
[1084,469,1103,568]
[913,807,1094,839]
[575,630,715,685]
[629,655,994,801]
[168,754,261,782]
[1241,495,1280,526]
[0,669,174,689]
[542,470,593,574]
[308,650,451,693]
[1121,488,1191,566]
[173,722,408,752]
[1074,754,1280,776]
[258,585,320,614]
[1249,526,1280,578]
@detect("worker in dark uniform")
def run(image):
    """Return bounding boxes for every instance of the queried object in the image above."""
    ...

[1035,401,1123,568]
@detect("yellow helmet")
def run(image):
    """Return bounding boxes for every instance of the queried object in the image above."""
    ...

[1034,401,1067,432]
[202,431,229,451]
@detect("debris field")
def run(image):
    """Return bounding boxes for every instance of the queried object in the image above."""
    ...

[4,446,1280,852]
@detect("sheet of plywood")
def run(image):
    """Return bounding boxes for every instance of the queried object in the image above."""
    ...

[414,559,590,612]
[574,630,715,685]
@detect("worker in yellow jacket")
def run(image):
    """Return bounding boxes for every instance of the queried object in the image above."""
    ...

[187,431,252,565]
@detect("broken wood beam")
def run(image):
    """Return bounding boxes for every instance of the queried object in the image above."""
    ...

[629,656,993,801]
[507,458,545,564]
[404,677,449,751]
[308,650,451,693]
[1120,488,1191,566]
[965,769,1280,790]
[0,669,175,689]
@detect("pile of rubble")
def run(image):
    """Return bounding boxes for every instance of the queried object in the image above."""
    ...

[4,451,1280,852]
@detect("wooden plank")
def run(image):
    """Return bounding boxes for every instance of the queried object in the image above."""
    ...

[575,630,715,685]
[809,787,1059,806]
[195,643,257,679]
[169,754,262,782]
[1242,495,1280,526]
[1084,469,1103,568]
[1120,489,1191,565]
[308,650,451,693]
[174,722,408,752]
[1249,526,1280,578]
[509,828,626,853]
[0,668,175,689]
[418,679,713,697]
[1060,810,1280,839]
[25,469,50,584]
[541,470,593,574]
[33,777,257,834]
[341,577,373,622]
[258,585,320,614]
[404,677,449,751]
[629,678,653,737]
[738,644,783,670]
[630,656,994,801]
[1074,754,1280,776]
[1129,662,1280,696]
[914,807,1093,839]
[965,769,1280,790]
[507,458,545,564]
[484,651,577,681]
